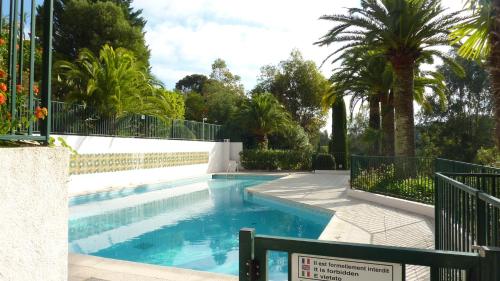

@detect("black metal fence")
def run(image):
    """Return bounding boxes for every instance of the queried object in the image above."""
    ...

[350,155,435,204]
[32,101,222,141]
[435,173,500,280]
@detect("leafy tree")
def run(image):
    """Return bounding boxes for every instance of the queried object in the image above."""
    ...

[316,0,463,156]
[38,0,150,67]
[451,0,500,147]
[207,58,244,96]
[417,52,495,162]
[238,93,291,150]
[175,74,208,94]
[206,91,242,124]
[253,50,330,144]
[184,92,206,121]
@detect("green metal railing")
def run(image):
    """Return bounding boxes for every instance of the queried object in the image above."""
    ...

[0,0,53,143]
[436,158,500,174]
[31,100,222,141]
[435,173,500,280]
[350,155,435,204]
[239,228,499,281]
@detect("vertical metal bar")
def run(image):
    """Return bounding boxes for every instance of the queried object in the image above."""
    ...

[239,228,255,281]
[8,0,20,134]
[18,0,23,80]
[27,0,35,135]
[0,0,4,38]
[40,0,53,143]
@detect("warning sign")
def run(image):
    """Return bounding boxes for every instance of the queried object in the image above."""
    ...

[291,254,402,281]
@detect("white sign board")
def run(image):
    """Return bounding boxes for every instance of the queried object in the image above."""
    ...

[291,253,403,281]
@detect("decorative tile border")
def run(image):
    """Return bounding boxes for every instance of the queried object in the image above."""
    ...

[69,152,209,175]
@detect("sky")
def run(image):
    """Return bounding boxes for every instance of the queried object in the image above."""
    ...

[132,0,463,132]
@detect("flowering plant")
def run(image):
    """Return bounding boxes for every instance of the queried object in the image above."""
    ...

[0,37,47,135]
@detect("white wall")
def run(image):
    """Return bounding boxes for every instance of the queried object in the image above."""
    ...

[0,147,69,281]
[54,135,243,195]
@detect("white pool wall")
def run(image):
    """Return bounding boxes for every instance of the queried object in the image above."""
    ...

[53,135,242,195]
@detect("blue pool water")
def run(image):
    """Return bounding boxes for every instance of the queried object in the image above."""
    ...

[69,175,332,280]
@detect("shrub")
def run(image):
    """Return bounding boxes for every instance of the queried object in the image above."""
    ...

[351,165,434,204]
[240,149,312,171]
[313,154,335,170]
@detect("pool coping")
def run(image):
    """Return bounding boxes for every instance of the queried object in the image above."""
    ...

[69,253,238,281]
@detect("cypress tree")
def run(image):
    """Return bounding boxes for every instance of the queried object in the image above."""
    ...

[329,97,348,169]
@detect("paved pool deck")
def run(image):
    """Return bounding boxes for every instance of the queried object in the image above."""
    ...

[69,172,433,281]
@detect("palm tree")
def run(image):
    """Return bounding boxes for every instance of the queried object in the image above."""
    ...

[451,0,500,147]
[316,0,463,156]
[239,93,291,150]
[324,46,448,156]
[56,44,151,119]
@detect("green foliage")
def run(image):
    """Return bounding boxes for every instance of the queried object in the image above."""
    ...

[313,153,335,170]
[39,0,150,67]
[141,89,185,121]
[56,45,150,118]
[253,50,330,143]
[330,97,348,169]
[475,147,500,167]
[175,74,208,94]
[56,45,183,120]
[317,0,464,157]
[238,93,291,149]
[417,52,494,162]
[268,122,311,151]
[184,92,206,121]
[206,90,242,124]
[351,165,434,204]
[451,0,493,60]
[240,149,313,171]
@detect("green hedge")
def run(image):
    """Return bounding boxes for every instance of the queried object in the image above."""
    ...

[240,149,312,171]
[313,153,335,170]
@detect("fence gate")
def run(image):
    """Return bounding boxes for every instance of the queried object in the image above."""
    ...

[239,228,499,281]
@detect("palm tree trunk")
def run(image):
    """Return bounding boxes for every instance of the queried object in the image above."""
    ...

[380,91,395,156]
[490,0,500,148]
[368,95,381,155]
[256,134,269,150]
[392,59,416,157]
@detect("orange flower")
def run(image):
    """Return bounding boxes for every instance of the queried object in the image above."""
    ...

[0,83,7,92]
[34,85,39,96]
[0,93,6,105]
[0,70,6,79]
[35,106,48,119]
[0,38,5,46]
[16,84,23,93]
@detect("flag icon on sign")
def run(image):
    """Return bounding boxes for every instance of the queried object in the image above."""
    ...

[300,258,311,278]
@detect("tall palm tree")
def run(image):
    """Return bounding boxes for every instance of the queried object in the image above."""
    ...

[324,46,448,156]
[239,93,291,150]
[56,44,151,119]
[316,0,463,156]
[451,0,500,147]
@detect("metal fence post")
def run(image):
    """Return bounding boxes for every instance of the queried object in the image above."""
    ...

[40,0,54,144]
[239,228,256,281]
[475,246,500,281]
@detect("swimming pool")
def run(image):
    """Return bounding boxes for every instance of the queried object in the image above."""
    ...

[69,175,332,280]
